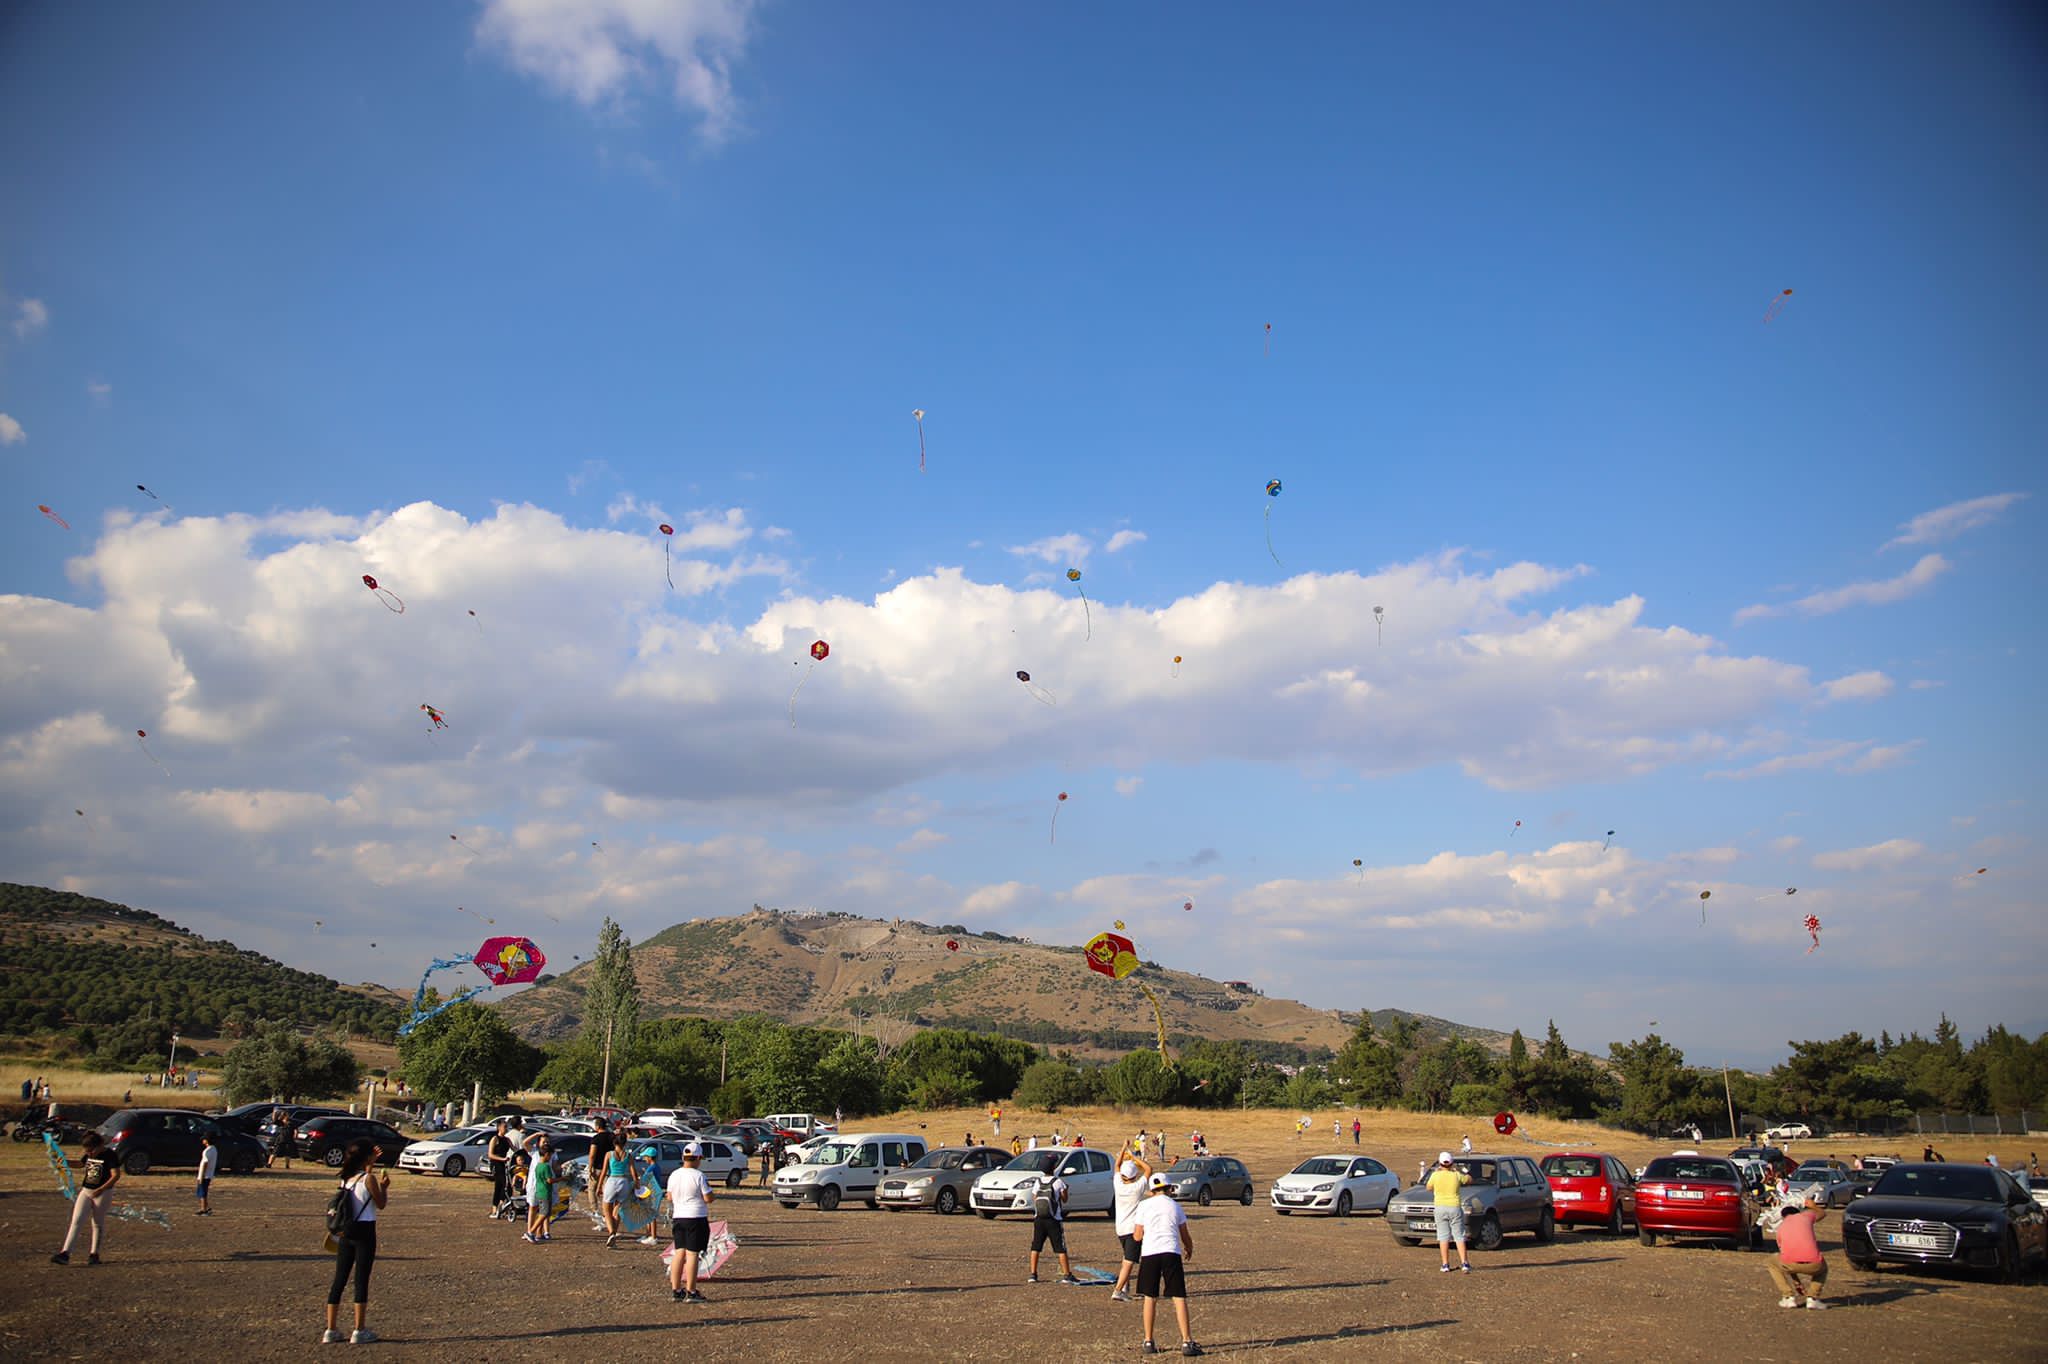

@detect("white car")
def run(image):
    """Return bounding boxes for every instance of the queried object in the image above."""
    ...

[1270,1153,1400,1217]
[397,1126,496,1177]
[773,1132,929,1211]
[1765,1123,1813,1141]
[782,1134,832,1167]
[970,1147,1115,1219]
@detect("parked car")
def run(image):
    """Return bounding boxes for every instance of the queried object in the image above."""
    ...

[877,1145,1011,1214]
[259,1105,353,1152]
[1859,1154,1901,1174]
[1726,1145,1798,1180]
[1540,1152,1637,1233]
[1387,1154,1555,1249]
[764,1113,837,1140]
[705,1123,769,1156]
[1784,1158,1873,1207]
[398,1125,495,1176]
[212,1101,285,1138]
[1160,1156,1256,1207]
[296,1115,406,1167]
[1764,1122,1813,1141]
[774,1132,930,1211]
[97,1108,266,1176]
[564,1137,748,1192]
[782,1134,833,1167]
[970,1147,1115,1219]
[1636,1154,1760,1249]
[1270,1154,1397,1217]
[633,1109,692,1128]
[1842,1162,2048,1281]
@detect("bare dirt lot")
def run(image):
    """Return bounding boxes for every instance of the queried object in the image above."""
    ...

[2,1109,2042,1362]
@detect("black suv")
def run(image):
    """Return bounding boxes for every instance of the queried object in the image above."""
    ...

[295,1115,407,1167]
[99,1109,266,1176]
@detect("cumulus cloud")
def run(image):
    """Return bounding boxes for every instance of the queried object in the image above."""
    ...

[0,413,22,445]
[1820,671,1894,703]
[1006,533,1092,569]
[1812,838,1925,872]
[1105,530,1146,554]
[1883,492,2028,550]
[1735,555,1950,623]
[1705,737,1917,781]
[475,0,759,140]
[12,298,47,339]
[1113,775,1143,797]
[86,380,112,405]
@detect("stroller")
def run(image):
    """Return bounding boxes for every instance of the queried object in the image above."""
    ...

[495,1151,532,1221]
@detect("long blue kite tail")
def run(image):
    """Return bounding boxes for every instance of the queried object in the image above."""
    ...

[397,952,493,1036]
[44,1132,78,1200]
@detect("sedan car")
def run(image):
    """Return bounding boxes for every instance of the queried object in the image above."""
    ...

[878,1145,1012,1214]
[398,1125,496,1177]
[971,1147,1115,1219]
[1388,1154,1554,1249]
[1635,1154,1759,1249]
[1765,1122,1813,1141]
[1842,1162,2048,1281]
[296,1115,407,1167]
[1160,1156,1256,1208]
[97,1109,266,1176]
[1540,1152,1636,1233]
[1785,1158,1854,1205]
[1271,1154,1396,1217]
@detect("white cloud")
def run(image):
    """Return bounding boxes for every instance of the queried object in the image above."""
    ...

[1706,739,1883,781]
[1113,775,1143,797]
[1820,671,1894,703]
[895,828,948,853]
[1812,838,1925,872]
[1908,679,1944,691]
[1105,530,1147,553]
[0,413,23,445]
[1845,740,1921,773]
[1006,533,1092,569]
[86,380,112,405]
[1882,492,2028,550]
[475,0,759,141]
[1769,835,1804,854]
[12,298,47,339]
[1735,555,1950,623]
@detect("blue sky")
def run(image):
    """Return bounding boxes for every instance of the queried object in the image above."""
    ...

[1,2,2041,1068]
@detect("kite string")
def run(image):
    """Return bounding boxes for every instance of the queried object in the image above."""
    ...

[788,663,815,727]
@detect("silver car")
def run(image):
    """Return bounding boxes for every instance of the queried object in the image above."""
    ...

[1387,1154,1557,1250]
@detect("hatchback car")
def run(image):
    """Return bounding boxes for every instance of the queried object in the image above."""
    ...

[398,1125,495,1177]
[1270,1154,1397,1217]
[1160,1156,1255,1207]
[1765,1122,1813,1141]
[1540,1152,1636,1233]
[878,1145,1011,1214]
[1636,1154,1759,1249]
[970,1147,1115,1219]
[97,1109,266,1176]
[1842,1162,2048,1281]
[296,1115,406,1167]
[1388,1154,1555,1249]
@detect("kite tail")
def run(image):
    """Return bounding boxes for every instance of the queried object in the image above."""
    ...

[788,663,814,728]
[373,588,406,613]
[1049,805,1060,844]
[1137,983,1173,1070]
[398,983,492,1036]
[111,1204,172,1228]
[1264,503,1280,567]
[1078,588,1091,641]
[43,1133,78,1201]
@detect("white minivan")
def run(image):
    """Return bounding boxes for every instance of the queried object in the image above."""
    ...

[765,1113,836,1139]
[772,1132,927,1211]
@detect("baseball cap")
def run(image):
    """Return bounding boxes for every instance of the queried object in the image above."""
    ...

[1120,1160,1139,1179]
[1148,1172,1172,1189]
[683,1141,702,1157]
[1438,1150,1455,1164]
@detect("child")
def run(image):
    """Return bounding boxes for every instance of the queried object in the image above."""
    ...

[196,1131,219,1215]
[1135,1172,1200,1356]
[51,1132,120,1265]
[523,1139,555,1243]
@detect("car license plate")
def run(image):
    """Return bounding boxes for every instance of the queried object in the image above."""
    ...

[1882,1232,1941,1250]
[1669,1189,1705,1200]
[1282,1194,1309,1203]
[1553,1191,1580,1200]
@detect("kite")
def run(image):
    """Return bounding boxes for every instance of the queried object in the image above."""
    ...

[658,524,675,590]
[1113,920,1125,930]
[1352,858,1363,882]
[1263,480,1283,566]
[1082,930,1173,1066]
[135,729,167,774]
[1182,900,1192,912]
[1511,819,1521,837]
[1755,886,1796,902]
[421,704,449,731]
[1975,867,1988,875]
[467,609,481,635]
[911,409,928,473]
[1493,1112,1518,1137]
[1050,791,1068,843]
[1698,889,1712,925]
[37,504,70,529]
[1763,289,1794,323]
[1066,569,1090,641]
[313,919,323,933]
[1603,830,1616,851]
[1015,670,1056,707]
[1171,654,1182,678]
[455,905,495,927]
[1262,322,1271,357]
[945,939,959,952]
[361,574,405,613]
[136,484,161,501]
[1373,605,1384,645]
[1803,913,1821,953]
[43,1133,77,1201]
[788,639,830,727]
[449,833,480,858]
[660,1220,739,1279]
[397,935,546,1035]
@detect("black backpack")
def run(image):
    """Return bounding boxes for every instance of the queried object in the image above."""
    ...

[326,1177,360,1235]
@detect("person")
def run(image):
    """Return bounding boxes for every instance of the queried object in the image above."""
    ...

[667,1143,716,1302]
[1071,1133,1084,1148]
[321,1139,390,1344]
[1025,1161,1081,1285]
[2031,1152,2043,1179]
[1985,1153,2001,1168]
[1109,1149,1156,1304]
[1137,1128,1149,1155]
[1351,1118,1362,1146]
[1460,1134,1473,1154]
[196,1131,219,1216]
[269,1109,297,1171]
[596,1127,634,1248]
[965,1131,976,1147]
[1027,1135,1038,1151]
[485,1119,514,1217]
[1134,1171,1200,1356]
[17,1077,28,1103]
[1769,1193,1829,1309]
[1011,1134,1023,1157]
[992,1105,1002,1136]
[50,1132,120,1266]
[757,1140,776,1188]
[1922,1143,1944,1162]
[1428,1152,1472,1273]
[1333,1118,1341,1139]
[523,1137,555,1244]
[1850,1153,1862,1172]
[123,1088,133,1105]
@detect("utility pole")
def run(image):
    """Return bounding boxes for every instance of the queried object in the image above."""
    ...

[600,1017,615,1107]
[1723,1064,1738,1141]
[720,1036,728,1086]
[168,1031,181,1075]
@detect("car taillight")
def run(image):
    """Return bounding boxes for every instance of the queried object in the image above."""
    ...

[107,1128,131,1144]
[1710,1187,1738,1202]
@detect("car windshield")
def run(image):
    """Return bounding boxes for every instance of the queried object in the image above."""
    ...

[1542,1156,1602,1178]
[1003,1151,1065,1174]
[809,1143,863,1166]
[1451,1160,1498,1184]
[1869,1166,1999,1202]
[1169,1160,1211,1173]
[1291,1158,1349,1177]
[1643,1158,1736,1182]
[911,1150,964,1170]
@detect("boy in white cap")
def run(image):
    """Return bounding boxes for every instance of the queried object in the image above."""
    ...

[666,1142,717,1302]
[1109,1147,1155,1303]
[1135,1171,1199,1355]
[1428,1151,1472,1273]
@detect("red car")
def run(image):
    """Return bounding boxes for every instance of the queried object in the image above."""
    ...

[1539,1151,1637,1233]
[1635,1154,1760,1249]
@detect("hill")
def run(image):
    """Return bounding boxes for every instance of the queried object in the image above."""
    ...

[495,906,1517,1062]
[0,883,401,1045]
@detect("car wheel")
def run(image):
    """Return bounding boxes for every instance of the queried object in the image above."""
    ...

[1381,1189,1396,1215]
[866,1198,879,1210]
[1239,1185,1254,1207]
[1475,1212,1503,1251]
[1535,1208,1555,1243]
[779,1202,798,1210]
[1197,1186,1213,1207]
[228,1149,258,1175]
[323,1146,346,1168]
[121,1150,151,1176]
[937,1187,959,1215]
[1607,1203,1626,1235]
[1335,1191,1353,1218]
[978,1210,997,1220]
[442,1156,466,1177]
[726,1170,744,1188]
[1638,1226,1657,1247]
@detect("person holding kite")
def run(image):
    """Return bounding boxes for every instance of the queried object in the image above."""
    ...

[668,1142,718,1303]
[321,1139,390,1345]
[49,1131,120,1266]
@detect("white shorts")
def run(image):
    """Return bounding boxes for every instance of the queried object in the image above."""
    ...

[602,1176,629,1203]
[1433,1206,1466,1244]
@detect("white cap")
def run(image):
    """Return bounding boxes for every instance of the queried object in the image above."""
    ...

[1148,1172,1172,1189]
[1120,1160,1139,1179]
[1438,1151,1455,1164]
[683,1141,701,1157]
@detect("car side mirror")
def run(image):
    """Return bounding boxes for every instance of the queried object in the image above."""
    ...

[1848,1187,1867,1201]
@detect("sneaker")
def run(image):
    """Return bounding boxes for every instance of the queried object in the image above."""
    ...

[606,1234,618,1249]
[1110,1290,1132,1303]
[1027,1274,1040,1284]
[671,1289,687,1302]
[349,1329,379,1344]
[686,1290,707,1303]
[1803,1299,1829,1311]
[522,1232,538,1243]
[1439,1263,1452,1273]
[322,1330,345,1344]
[1778,1296,1801,1309]
[1141,1345,1158,1356]
[1181,1345,1203,1358]
[1059,1275,1084,1285]
[50,1252,69,1266]
[1458,1263,1471,1274]
[87,1254,101,1266]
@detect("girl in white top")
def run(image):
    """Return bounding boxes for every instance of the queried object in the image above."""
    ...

[322,1140,390,1345]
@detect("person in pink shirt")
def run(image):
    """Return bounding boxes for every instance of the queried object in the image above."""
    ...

[1768,1193,1829,1309]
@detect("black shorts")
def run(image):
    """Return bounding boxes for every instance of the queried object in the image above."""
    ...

[1137,1253,1186,1299]
[1030,1215,1066,1254]
[1118,1232,1141,1263]
[672,1217,710,1253]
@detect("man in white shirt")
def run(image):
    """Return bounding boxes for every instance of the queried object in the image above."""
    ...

[665,1143,717,1303]
[1134,1173,1200,1356]
[1108,1151,1155,1303]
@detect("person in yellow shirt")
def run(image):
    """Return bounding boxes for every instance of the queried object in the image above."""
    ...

[1427,1152,1473,1274]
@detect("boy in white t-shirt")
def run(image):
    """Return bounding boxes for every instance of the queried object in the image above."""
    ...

[1134,1174,1200,1356]
[1108,1151,1154,1304]
[666,1143,717,1303]
[196,1132,219,1216]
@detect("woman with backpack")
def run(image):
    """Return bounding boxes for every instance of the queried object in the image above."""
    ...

[322,1139,389,1345]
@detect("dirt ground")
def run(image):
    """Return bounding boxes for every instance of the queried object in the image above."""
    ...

[1,1106,2041,1362]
